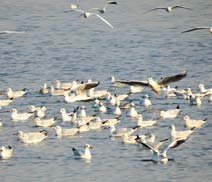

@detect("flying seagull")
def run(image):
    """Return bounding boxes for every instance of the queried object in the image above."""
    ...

[144,5,192,13]
[112,71,187,94]
[182,26,212,33]
[71,9,114,28]
[89,1,118,14]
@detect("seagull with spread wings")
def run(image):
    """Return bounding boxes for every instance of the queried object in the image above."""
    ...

[112,71,187,94]
[69,8,114,28]
[144,5,192,13]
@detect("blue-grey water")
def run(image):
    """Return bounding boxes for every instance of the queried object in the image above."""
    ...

[0,0,212,181]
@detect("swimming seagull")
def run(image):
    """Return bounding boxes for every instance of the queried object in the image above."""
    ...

[72,144,92,160]
[144,5,192,13]
[182,26,212,33]
[89,1,118,14]
[71,9,114,28]
[135,136,189,163]
[183,115,207,129]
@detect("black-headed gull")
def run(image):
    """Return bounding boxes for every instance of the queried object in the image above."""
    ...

[53,125,78,137]
[7,88,26,99]
[11,108,34,121]
[34,117,57,127]
[170,124,194,140]
[183,115,207,129]
[160,105,180,119]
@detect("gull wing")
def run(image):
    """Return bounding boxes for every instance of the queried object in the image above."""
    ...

[144,7,167,13]
[114,80,149,87]
[90,13,114,28]
[172,5,192,10]
[162,137,189,157]
[72,148,83,157]
[76,82,100,95]
[135,138,159,153]
[182,27,209,33]
[157,71,187,86]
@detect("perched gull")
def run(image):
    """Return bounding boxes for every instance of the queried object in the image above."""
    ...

[170,124,194,140]
[160,105,180,119]
[128,102,138,118]
[34,117,57,127]
[18,130,48,144]
[135,136,189,163]
[0,98,14,107]
[89,1,118,14]
[144,5,192,13]
[72,144,92,160]
[7,88,26,99]
[182,26,212,33]
[183,115,207,129]
[0,146,13,159]
[139,95,152,107]
[71,9,114,28]
[136,114,157,128]
[10,108,34,121]
[53,125,78,137]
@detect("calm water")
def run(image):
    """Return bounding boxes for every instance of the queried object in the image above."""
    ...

[0,0,212,181]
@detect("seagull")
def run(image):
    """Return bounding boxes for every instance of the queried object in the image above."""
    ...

[0,146,13,159]
[144,5,192,13]
[72,144,92,160]
[6,88,27,99]
[136,114,157,128]
[135,136,189,163]
[89,1,118,14]
[54,80,72,90]
[139,95,152,107]
[182,26,212,33]
[128,102,138,118]
[69,3,79,10]
[0,98,14,107]
[10,108,34,121]
[198,84,212,94]
[18,130,48,144]
[160,105,180,119]
[34,117,57,127]
[112,71,187,94]
[71,9,114,28]
[59,108,73,122]
[183,115,207,129]
[53,125,78,137]
[40,83,49,94]
[35,106,47,119]
[170,124,194,140]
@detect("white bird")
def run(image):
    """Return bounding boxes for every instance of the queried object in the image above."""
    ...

[98,102,107,113]
[109,125,139,138]
[53,125,78,137]
[0,119,3,127]
[0,146,13,159]
[34,117,57,127]
[128,102,138,118]
[0,98,13,106]
[79,105,87,118]
[69,3,79,10]
[0,30,25,34]
[144,5,192,13]
[77,121,90,133]
[135,136,189,163]
[71,9,114,29]
[101,117,121,127]
[11,108,34,121]
[136,114,157,128]
[54,80,72,90]
[183,115,207,129]
[72,144,92,160]
[7,88,26,99]
[182,26,212,34]
[18,130,48,144]
[139,95,152,107]
[88,117,103,130]
[35,106,46,118]
[170,124,194,140]
[113,101,122,116]
[40,83,49,94]
[160,105,180,119]
[122,133,147,144]
[198,84,212,94]
[59,108,72,122]
[89,1,117,14]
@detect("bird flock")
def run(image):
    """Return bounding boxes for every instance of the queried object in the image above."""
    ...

[0,70,211,163]
[0,1,211,164]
